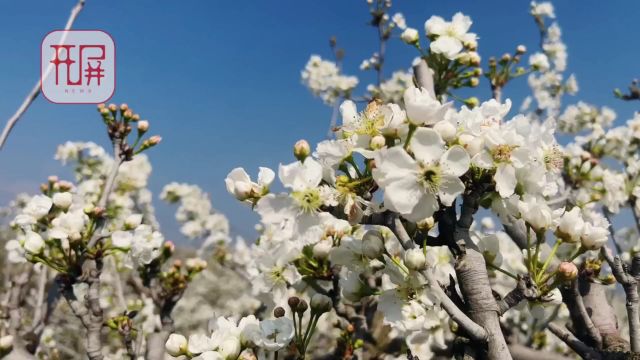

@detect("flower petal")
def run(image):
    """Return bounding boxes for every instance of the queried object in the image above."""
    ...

[383,176,422,215]
[373,147,416,185]
[405,191,439,222]
[257,167,274,188]
[440,145,470,177]
[410,128,444,165]
[472,151,494,169]
[495,163,516,198]
[438,175,465,206]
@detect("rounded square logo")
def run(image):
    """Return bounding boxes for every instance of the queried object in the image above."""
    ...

[41,30,115,104]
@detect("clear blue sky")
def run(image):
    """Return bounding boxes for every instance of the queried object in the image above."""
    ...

[0,1,639,243]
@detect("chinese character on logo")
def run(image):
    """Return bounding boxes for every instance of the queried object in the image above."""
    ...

[41,30,115,104]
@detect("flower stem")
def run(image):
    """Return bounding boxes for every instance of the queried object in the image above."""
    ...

[487,262,518,280]
[404,124,417,150]
[538,239,561,282]
[303,313,320,352]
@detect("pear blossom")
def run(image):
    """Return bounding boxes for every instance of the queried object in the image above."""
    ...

[555,207,584,243]
[373,128,470,221]
[111,230,133,248]
[403,86,450,125]
[165,334,187,356]
[424,12,477,59]
[473,125,530,198]
[20,195,53,223]
[518,194,553,230]
[23,231,45,254]
[187,333,216,354]
[581,222,609,250]
[52,192,73,210]
[225,167,275,201]
[48,210,88,241]
[401,28,419,44]
[259,318,294,351]
[529,52,550,71]
[404,248,426,270]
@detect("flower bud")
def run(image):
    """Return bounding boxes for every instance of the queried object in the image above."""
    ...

[232,181,252,201]
[58,181,73,191]
[185,258,207,272]
[273,306,286,318]
[219,336,241,359]
[516,45,527,54]
[557,262,578,282]
[294,140,311,161]
[108,103,118,112]
[400,28,419,44]
[555,207,584,243]
[362,230,385,259]
[417,216,436,231]
[52,192,73,210]
[581,223,608,250]
[165,333,187,356]
[313,239,332,259]
[469,77,480,87]
[468,51,481,66]
[23,231,45,254]
[149,135,162,145]
[370,135,386,150]
[297,299,308,314]
[433,121,456,142]
[164,241,175,252]
[288,297,300,311]
[125,214,143,229]
[464,97,479,108]
[310,294,332,314]
[404,248,426,271]
[137,120,149,133]
[48,175,59,183]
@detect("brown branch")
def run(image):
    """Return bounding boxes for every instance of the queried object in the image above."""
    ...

[0,0,86,149]
[547,323,601,360]
[601,246,640,352]
[497,275,538,316]
[58,258,105,360]
[454,193,512,360]
[560,278,602,349]
[423,269,488,342]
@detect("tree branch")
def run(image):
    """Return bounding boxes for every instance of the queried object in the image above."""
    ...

[497,275,538,316]
[547,323,601,360]
[601,246,640,352]
[423,269,487,342]
[0,0,86,149]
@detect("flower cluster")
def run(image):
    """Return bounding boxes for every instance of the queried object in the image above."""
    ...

[301,55,358,105]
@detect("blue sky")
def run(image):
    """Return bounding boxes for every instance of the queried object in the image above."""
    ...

[0,1,639,244]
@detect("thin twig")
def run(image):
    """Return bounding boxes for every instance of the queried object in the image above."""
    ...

[569,279,602,348]
[497,275,538,316]
[0,0,86,149]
